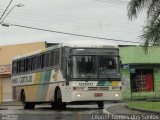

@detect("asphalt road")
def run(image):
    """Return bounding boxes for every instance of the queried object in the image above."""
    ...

[0,104,104,120]
[1,102,156,120]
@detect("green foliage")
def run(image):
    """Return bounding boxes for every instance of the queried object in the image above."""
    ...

[128,0,160,50]
[127,101,160,111]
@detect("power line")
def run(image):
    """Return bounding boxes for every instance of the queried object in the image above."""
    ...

[5,16,141,33]
[0,8,143,33]
[0,5,142,27]
[2,22,142,44]
[94,0,129,5]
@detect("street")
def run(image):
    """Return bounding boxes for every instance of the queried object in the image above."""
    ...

[1,102,155,120]
[0,103,105,120]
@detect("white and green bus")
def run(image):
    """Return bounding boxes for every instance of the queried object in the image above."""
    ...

[12,40,122,109]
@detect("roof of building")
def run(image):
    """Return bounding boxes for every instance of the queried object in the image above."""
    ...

[120,46,160,64]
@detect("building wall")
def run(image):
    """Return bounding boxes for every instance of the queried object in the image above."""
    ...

[121,68,160,100]
[0,42,46,65]
[121,69,131,100]
[120,46,160,100]
[0,42,46,103]
[0,77,2,103]
[120,46,160,64]
[154,68,160,97]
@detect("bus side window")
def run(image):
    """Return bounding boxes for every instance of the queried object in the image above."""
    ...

[13,61,17,74]
[25,58,29,72]
[20,59,24,73]
[37,55,42,69]
[41,54,45,68]
[27,57,32,71]
[17,60,21,73]
[55,50,60,66]
[44,52,50,68]
[51,51,55,66]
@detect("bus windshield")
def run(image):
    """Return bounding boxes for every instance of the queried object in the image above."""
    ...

[71,55,119,79]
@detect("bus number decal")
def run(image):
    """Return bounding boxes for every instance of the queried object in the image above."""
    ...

[79,83,93,86]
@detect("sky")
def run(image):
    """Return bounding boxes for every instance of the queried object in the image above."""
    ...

[0,0,146,46]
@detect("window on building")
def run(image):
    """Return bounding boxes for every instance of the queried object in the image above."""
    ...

[131,69,154,92]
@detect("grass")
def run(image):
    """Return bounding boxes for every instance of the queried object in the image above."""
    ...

[127,101,160,111]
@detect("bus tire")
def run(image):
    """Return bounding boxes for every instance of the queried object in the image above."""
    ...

[24,102,35,109]
[21,91,35,109]
[97,101,104,109]
[54,89,66,110]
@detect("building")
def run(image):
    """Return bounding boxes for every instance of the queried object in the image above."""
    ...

[0,42,46,102]
[120,46,160,100]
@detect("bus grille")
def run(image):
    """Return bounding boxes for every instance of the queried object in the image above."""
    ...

[88,87,109,91]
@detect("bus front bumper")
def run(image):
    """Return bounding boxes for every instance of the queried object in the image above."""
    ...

[70,90,122,102]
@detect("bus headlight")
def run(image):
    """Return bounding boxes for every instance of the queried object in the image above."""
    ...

[77,93,81,97]
[114,93,119,97]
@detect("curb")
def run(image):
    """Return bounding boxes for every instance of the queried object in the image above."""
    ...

[125,104,160,113]
[1,102,22,106]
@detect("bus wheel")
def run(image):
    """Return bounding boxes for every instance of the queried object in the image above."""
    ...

[97,102,104,109]
[21,91,35,109]
[24,102,35,109]
[54,89,66,110]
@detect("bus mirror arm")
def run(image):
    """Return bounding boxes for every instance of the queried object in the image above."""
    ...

[120,60,122,68]
[66,75,70,85]
[68,59,72,67]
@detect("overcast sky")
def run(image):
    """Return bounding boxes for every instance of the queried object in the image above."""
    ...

[0,0,146,46]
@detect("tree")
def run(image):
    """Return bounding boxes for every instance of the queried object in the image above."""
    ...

[128,0,160,50]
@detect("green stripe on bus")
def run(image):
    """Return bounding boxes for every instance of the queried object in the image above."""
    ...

[37,70,52,101]
[97,81,111,86]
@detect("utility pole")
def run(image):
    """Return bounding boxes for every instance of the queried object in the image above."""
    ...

[0,0,13,109]
[0,0,13,22]
[0,4,24,24]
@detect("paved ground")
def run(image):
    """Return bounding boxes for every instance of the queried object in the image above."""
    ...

[107,104,152,114]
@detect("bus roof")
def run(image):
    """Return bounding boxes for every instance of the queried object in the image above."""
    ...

[62,40,118,48]
[13,40,118,60]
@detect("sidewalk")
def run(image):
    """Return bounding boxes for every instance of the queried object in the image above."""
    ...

[0,101,22,106]
[106,104,159,114]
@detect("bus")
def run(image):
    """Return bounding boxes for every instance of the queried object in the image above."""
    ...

[12,40,122,109]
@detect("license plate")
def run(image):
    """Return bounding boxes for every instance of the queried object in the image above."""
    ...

[94,93,103,97]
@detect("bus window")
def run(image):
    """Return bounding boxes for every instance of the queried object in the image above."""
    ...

[41,54,45,68]
[25,58,29,72]
[98,56,118,77]
[55,50,60,66]
[28,57,32,71]
[51,51,55,66]
[13,61,17,74]
[17,60,21,73]
[72,56,97,78]
[44,52,50,68]
[35,55,42,69]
